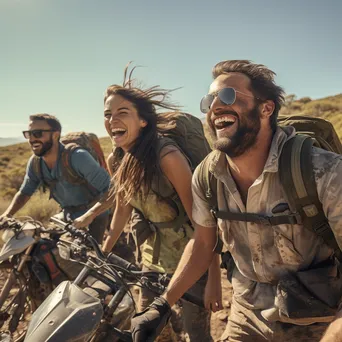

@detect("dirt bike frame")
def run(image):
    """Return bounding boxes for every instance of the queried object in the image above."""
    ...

[0,219,66,309]
[23,217,204,342]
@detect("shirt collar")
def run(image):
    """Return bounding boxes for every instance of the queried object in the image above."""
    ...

[263,126,296,173]
[208,125,296,177]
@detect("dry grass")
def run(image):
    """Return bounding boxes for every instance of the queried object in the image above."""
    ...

[280,93,342,139]
[0,192,60,225]
[0,138,112,223]
[16,192,60,224]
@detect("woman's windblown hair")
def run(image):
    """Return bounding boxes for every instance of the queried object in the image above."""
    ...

[106,63,180,203]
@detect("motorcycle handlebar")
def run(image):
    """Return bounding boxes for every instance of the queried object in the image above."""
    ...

[49,216,69,229]
[50,217,205,308]
[107,252,138,272]
[50,217,138,270]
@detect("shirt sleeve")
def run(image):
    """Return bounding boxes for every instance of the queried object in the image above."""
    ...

[70,149,110,194]
[19,156,41,196]
[192,165,217,228]
[319,156,342,250]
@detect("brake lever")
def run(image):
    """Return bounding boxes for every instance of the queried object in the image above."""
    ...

[139,276,165,296]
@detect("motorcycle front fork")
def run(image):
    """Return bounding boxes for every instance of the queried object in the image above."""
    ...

[0,245,34,309]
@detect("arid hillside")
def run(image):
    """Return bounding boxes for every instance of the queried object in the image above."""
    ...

[1,93,341,220]
[279,93,342,138]
[0,136,112,221]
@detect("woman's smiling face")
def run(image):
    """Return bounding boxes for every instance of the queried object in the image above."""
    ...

[104,94,147,152]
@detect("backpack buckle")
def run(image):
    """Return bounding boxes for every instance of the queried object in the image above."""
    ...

[288,213,302,225]
[210,209,217,219]
[313,221,330,236]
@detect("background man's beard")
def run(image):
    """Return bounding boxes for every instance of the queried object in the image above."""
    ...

[32,139,53,156]
[210,106,261,158]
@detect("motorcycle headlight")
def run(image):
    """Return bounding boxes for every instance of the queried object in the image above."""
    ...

[1,229,15,243]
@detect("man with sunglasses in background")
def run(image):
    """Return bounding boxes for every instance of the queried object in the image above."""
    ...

[0,114,110,243]
[130,60,342,341]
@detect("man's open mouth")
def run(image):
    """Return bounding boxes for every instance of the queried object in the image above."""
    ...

[214,116,237,130]
[31,142,42,149]
[111,128,127,137]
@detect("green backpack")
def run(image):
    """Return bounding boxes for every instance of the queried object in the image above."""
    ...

[198,115,342,257]
[129,112,212,264]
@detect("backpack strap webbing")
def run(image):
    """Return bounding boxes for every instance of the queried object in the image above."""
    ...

[197,151,303,253]
[197,152,223,254]
[151,137,189,232]
[61,144,99,199]
[129,138,190,265]
[32,155,42,184]
[279,135,340,253]
[214,211,300,225]
[60,143,87,185]
[31,155,56,195]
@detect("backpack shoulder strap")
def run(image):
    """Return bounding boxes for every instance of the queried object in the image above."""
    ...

[31,155,49,193]
[61,143,86,185]
[156,136,187,161]
[197,151,223,254]
[279,135,340,252]
[197,152,219,212]
[31,155,42,179]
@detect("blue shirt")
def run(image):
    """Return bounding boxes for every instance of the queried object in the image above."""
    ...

[20,143,110,218]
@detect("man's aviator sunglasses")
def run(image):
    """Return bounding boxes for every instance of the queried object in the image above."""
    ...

[22,130,56,139]
[200,87,261,114]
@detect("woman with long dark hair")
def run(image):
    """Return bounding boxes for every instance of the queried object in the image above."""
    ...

[77,65,221,341]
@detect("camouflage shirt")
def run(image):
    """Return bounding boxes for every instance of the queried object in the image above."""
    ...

[192,126,342,323]
[130,191,193,274]
[130,141,194,274]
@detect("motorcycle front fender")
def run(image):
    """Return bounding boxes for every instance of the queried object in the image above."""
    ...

[0,230,35,262]
[25,281,103,342]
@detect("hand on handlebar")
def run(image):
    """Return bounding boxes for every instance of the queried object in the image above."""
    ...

[73,212,95,229]
[131,297,172,342]
[0,213,12,227]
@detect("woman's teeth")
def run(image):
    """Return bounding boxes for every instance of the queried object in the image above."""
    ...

[111,128,126,137]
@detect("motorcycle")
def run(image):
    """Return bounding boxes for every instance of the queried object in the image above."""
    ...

[23,217,204,342]
[0,217,80,342]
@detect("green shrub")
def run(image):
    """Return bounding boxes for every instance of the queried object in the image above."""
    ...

[289,104,302,111]
[298,97,312,104]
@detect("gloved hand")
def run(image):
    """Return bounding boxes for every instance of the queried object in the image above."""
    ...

[131,296,172,342]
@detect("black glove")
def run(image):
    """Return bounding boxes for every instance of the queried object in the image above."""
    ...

[131,296,172,342]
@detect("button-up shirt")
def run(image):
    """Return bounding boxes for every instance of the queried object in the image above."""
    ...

[192,126,342,320]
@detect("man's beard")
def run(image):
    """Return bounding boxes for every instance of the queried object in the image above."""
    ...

[31,138,53,157]
[208,105,261,158]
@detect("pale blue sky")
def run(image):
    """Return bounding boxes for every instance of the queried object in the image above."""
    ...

[1,0,341,138]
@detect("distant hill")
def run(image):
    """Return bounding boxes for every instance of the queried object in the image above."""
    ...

[0,137,25,147]
[279,93,342,139]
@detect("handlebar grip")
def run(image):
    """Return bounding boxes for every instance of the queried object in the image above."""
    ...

[107,253,138,272]
[50,217,68,228]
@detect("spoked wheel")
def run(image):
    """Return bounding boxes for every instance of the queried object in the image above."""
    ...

[0,267,37,342]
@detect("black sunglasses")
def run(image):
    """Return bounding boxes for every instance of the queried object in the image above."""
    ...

[22,130,56,139]
[200,87,261,114]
